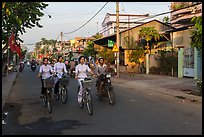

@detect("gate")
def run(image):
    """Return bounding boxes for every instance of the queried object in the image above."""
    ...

[183,47,194,77]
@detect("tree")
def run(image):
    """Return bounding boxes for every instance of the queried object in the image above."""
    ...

[98,48,114,64]
[82,41,96,58]
[34,38,58,59]
[163,16,170,24]
[139,27,162,54]
[190,16,202,51]
[2,2,48,52]
[124,36,145,64]
[92,33,103,39]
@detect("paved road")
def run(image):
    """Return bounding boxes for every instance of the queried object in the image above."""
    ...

[2,66,202,135]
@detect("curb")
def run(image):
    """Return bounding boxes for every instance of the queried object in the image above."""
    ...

[2,72,18,111]
[112,77,202,103]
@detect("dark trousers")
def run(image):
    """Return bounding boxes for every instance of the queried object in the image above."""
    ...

[54,81,60,94]
[41,78,46,95]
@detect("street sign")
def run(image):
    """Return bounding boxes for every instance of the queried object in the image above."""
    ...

[112,44,119,52]
[108,40,114,47]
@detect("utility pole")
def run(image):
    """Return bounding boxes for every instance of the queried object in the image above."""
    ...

[96,21,99,33]
[60,31,64,58]
[116,2,120,77]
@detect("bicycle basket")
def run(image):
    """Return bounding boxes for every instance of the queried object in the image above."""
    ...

[44,77,55,88]
[59,76,69,86]
[82,79,93,89]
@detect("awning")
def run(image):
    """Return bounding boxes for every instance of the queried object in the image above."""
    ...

[93,33,116,46]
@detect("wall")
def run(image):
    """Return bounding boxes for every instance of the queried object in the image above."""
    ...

[121,20,173,73]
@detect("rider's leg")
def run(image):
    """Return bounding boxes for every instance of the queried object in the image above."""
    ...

[40,79,46,97]
[77,79,83,103]
[54,81,59,94]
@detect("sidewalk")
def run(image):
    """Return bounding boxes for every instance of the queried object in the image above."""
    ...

[2,72,18,111]
[112,73,202,103]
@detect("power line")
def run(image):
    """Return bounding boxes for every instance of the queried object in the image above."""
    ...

[63,2,109,35]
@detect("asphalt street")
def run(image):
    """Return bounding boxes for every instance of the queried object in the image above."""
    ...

[2,65,202,135]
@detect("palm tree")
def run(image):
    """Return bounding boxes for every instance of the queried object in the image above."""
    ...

[139,27,161,54]
[139,27,162,74]
[163,16,170,24]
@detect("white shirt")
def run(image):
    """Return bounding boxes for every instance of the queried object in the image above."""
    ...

[54,62,67,74]
[96,64,107,75]
[75,64,91,79]
[39,64,53,79]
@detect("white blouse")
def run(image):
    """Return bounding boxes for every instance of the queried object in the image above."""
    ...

[54,62,67,74]
[39,64,53,79]
[75,64,91,79]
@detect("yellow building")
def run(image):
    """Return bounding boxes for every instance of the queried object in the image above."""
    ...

[94,19,174,73]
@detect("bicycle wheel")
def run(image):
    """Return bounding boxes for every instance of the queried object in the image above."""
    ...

[61,86,68,104]
[85,89,93,115]
[42,95,47,107]
[107,87,115,105]
[98,83,103,101]
[47,89,52,113]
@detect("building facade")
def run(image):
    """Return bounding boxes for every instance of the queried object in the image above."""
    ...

[170,2,202,79]
[101,13,149,37]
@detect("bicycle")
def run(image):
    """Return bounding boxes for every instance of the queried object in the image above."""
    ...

[55,73,69,104]
[78,76,94,115]
[42,76,55,113]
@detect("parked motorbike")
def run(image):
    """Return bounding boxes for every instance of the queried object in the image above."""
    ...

[96,73,115,105]
[31,64,36,71]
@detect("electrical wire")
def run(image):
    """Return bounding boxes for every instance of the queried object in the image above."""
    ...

[63,2,109,34]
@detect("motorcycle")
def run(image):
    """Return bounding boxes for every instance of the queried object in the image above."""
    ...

[19,62,24,72]
[96,73,115,105]
[31,64,36,71]
[69,68,75,78]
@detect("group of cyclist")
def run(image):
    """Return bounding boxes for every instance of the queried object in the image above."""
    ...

[37,55,108,104]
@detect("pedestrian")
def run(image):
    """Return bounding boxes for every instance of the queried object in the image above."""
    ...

[140,62,145,74]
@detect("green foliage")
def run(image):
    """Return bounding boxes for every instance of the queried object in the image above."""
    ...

[163,16,170,24]
[139,27,162,54]
[139,27,162,42]
[2,2,48,47]
[21,49,27,59]
[92,33,103,39]
[124,36,145,64]
[82,41,96,58]
[155,50,178,75]
[98,48,114,63]
[190,16,202,51]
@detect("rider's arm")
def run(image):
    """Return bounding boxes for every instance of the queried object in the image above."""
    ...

[95,66,100,76]
[38,66,43,77]
[86,65,94,75]
[75,65,78,79]
[53,63,57,73]
[49,65,54,74]
[63,63,68,74]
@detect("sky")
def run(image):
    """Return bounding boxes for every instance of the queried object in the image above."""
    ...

[19,2,171,51]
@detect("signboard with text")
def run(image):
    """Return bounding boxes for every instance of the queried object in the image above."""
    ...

[108,40,114,48]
